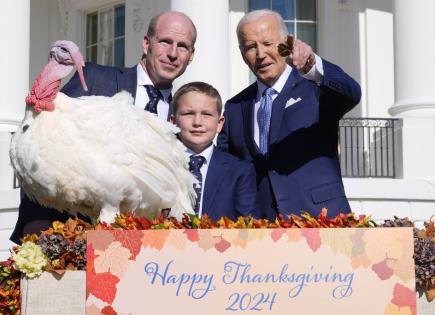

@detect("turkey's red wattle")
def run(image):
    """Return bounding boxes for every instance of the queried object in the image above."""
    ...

[25,59,68,112]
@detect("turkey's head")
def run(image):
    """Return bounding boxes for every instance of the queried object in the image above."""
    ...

[26,40,88,113]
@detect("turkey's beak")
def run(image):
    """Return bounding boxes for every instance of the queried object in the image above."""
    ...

[70,50,89,92]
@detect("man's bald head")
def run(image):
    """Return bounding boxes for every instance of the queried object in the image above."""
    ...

[147,11,197,47]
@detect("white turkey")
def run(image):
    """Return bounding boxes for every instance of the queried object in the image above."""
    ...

[10,40,196,223]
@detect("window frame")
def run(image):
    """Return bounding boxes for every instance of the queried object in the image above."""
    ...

[249,0,318,51]
[84,1,125,67]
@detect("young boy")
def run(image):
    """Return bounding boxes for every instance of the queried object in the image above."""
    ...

[171,81,258,220]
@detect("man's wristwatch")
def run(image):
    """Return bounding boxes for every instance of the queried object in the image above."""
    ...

[301,54,315,74]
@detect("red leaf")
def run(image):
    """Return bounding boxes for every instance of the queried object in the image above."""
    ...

[271,229,286,242]
[184,229,199,242]
[137,217,152,229]
[87,271,120,304]
[86,271,94,299]
[301,229,321,252]
[371,258,394,280]
[215,236,231,253]
[113,230,143,260]
[101,305,118,315]
[87,243,95,273]
[391,283,416,315]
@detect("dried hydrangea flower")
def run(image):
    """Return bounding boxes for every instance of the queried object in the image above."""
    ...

[12,242,48,279]
[37,233,69,260]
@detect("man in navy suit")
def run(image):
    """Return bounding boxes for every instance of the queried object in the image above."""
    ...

[217,10,361,220]
[171,82,258,220]
[10,11,197,243]
[60,11,196,121]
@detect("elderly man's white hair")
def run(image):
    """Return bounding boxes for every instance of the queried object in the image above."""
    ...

[237,9,288,46]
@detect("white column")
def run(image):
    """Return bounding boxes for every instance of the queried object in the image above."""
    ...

[1,1,29,129]
[0,1,30,190]
[389,0,435,180]
[229,0,250,98]
[389,0,435,117]
[170,0,230,102]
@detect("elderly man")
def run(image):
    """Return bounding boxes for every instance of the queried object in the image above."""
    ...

[11,11,197,243]
[218,9,361,220]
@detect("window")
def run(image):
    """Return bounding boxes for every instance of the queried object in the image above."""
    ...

[249,0,317,51]
[86,3,125,67]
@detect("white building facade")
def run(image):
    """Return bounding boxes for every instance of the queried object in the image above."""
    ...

[1,0,434,259]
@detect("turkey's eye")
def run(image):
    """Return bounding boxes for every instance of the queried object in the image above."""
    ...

[60,47,68,53]
[22,124,29,132]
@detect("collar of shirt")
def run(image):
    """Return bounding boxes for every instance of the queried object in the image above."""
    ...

[136,64,172,102]
[256,65,292,101]
[186,144,214,167]
[186,144,214,217]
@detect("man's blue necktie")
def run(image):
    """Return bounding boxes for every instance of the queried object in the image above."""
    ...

[257,87,275,154]
[189,155,206,214]
[144,85,162,114]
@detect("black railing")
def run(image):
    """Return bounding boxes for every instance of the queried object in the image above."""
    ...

[339,118,399,178]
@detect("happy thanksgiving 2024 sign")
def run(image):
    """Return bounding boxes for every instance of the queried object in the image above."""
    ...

[86,228,416,315]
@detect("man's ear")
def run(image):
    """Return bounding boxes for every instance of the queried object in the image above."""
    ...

[142,36,151,57]
[188,48,195,64]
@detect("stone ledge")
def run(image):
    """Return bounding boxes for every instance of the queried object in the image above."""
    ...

[344,178,435,201]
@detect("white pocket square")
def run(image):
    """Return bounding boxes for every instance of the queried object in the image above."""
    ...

[285,97,302,108]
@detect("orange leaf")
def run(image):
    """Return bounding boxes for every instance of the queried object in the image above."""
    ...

[141,230,170,250]
[113,230,144,260]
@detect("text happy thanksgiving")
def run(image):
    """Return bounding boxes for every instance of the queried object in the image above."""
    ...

[144,260,354,310]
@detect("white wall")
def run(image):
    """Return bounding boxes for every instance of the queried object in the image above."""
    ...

[318,0,394,118]
[30,0,62,86]
[363,8,394,118]
[229,0,250,98]
[318,0,362,117]
[345,178,435,226]
[124,0,172,66]
[0,1,30,258]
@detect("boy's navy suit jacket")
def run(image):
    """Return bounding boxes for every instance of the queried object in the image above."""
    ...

[201,147,258,221]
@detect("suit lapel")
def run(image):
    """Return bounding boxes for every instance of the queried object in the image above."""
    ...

[241,83,260,156]
[117,66,137,98]
[269,69,303,144]
[202,149,227,215]
[166,95,173,121]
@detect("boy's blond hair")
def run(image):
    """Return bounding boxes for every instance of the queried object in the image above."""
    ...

[172,81,223,115]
